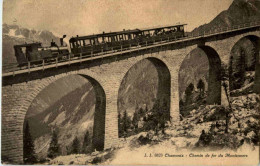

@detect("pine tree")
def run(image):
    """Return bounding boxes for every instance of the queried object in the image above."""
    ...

[248,47,256,71]
[229,56,234,90]
[139,107,144,117]
[197,79,205,97]
[71,136,80,154]
[185,83,194,105]
[47,129,60,159]
[145,105,148,113]
[82,131,91,154]
[235,48,246,89]
[158,99,169,134]
[122,110,131,137]
[132,110,139,130]
[23,121,37,164]
[179,99,184,108]
[118,113,123,137]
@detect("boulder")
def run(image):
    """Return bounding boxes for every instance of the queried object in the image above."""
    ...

[232,99,244,107]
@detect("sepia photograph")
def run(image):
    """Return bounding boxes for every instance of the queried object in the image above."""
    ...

[1,0,260,165]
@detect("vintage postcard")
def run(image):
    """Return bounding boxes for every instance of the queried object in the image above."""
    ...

[1,0,260,165]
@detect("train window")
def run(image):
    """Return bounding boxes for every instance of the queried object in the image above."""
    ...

[78,40,82,46]
[118,35,123,41]
[105,37,110,43]
[128,34,132,40]
[112,36,117,42]
[21,47,26,54]
[72,42,76,48]
[116,35,120,41]
[94,38,99,45]
[144,31,150,36]
[84,40,91,46]
[114,36,118,41]
[180,26,184,31]
[103,37,107,43]
[124,34,128,40]
[98,37,103,43]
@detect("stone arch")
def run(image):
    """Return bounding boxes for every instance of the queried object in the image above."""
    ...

[199,46,222,104]
[180,46,222,106]
[229,35,260,93]
[22,72,106,162]
[117,57,171,135]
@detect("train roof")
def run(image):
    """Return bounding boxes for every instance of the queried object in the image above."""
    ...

[140,23,187,31]
[70,23,187,41]
[70,29,141,41]
[14,42,42,47]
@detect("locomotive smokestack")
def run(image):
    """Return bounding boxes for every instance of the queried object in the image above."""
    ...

[60,38,63,46]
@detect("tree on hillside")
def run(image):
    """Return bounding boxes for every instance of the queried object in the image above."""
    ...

[82,131,91,154]
[47,129,60,159]
[197,79,205,97]
[247,47,256,71]
[234,48,246,89]
[179,99,184,109]
[132,109,140,130]
[145,105,148,113]
[221,63,240,133]
[122,110,131,137]
[71,136,80,154]
[138,107,145,117]
[158,99,169,134]
[229,56,234,90]
[185,83,194,105]
[23,121,37,164]
[118,113,122,137]
[145,99,169,134]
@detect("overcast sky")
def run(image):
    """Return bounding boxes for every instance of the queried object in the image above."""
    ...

[3,0,233,38]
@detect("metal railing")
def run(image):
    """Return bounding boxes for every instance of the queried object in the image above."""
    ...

[3,21,260,77]
[188,21,260,38]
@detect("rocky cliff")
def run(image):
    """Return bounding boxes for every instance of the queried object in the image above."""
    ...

[192,0,260,34]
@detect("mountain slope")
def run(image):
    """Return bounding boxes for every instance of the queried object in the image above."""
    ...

[192,0,260,34]
[26,82,95,159]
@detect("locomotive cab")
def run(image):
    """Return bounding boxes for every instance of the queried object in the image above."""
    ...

[14,43,42,66]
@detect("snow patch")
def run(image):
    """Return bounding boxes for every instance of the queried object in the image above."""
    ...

[80,121,93,131]
[50,111,66,126]
[8,29,25,38]
[43,112,51,123]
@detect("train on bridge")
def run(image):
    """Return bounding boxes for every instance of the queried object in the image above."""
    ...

[14,24,186,67]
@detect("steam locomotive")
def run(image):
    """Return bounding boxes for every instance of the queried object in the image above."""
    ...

[14,24,186,66]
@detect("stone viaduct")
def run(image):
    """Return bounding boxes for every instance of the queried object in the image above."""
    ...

[2,23,260,164]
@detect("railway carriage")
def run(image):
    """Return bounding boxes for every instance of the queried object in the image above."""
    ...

[14,24,186,66]
[69,24,186,57]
